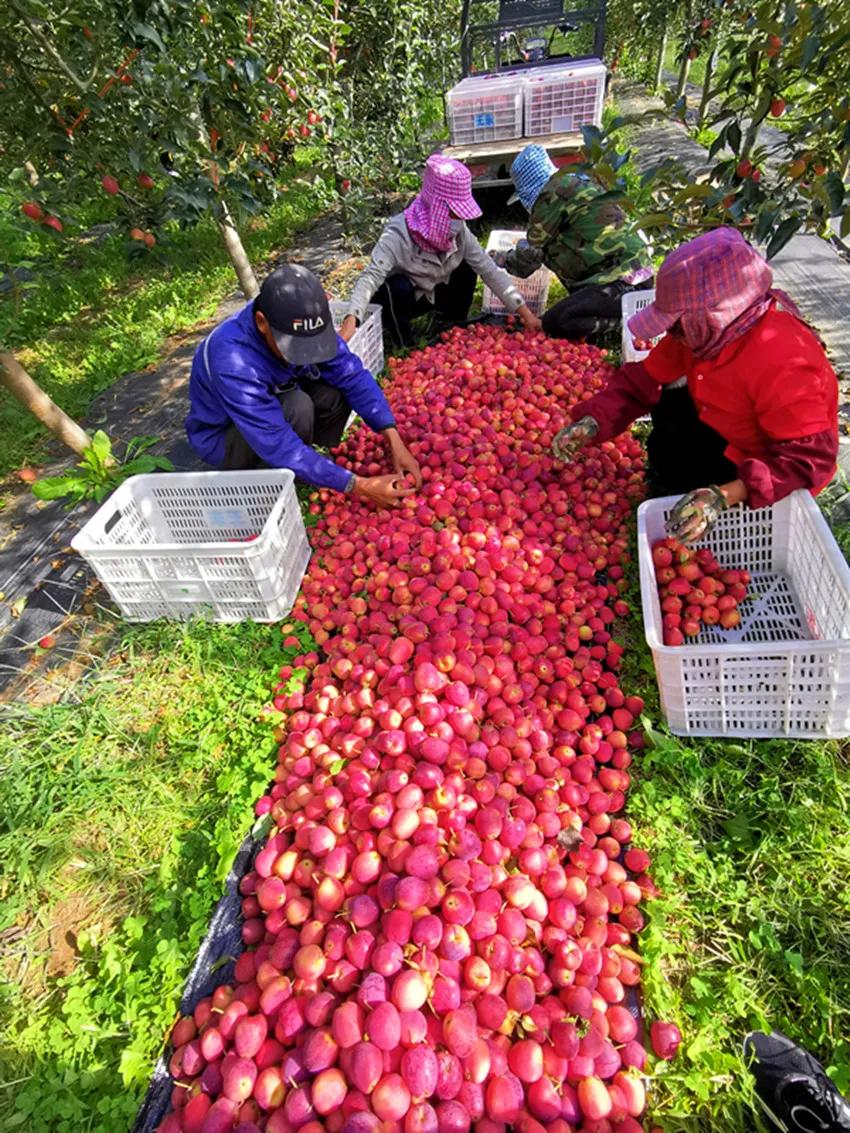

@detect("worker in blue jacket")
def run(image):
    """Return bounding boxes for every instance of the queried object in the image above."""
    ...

[186,264,422,508]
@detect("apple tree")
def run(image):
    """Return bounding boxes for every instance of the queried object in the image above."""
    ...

[0,0,328,450]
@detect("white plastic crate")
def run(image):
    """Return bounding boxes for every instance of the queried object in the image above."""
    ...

[71,471,311,624]
[621,288,658,363]
[638,491,850,738]
[524,60,606,136]
[445,73,526,146]
[481,230,552,317]
[330,301,384,377]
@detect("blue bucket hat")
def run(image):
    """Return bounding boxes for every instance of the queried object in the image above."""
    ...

[509,144,558,210]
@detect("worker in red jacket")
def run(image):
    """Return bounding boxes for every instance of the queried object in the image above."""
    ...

[553,227,839,543]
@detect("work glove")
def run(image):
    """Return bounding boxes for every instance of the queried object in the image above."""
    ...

[553,416,599,462]
[666,485,728,545]
[488,249,508,269]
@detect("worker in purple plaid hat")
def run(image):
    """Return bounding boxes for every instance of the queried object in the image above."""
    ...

[341,155,543,347]
[552,228,838,543]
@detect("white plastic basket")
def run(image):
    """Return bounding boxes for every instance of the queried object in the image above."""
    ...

[330,301,384,377]
[621,288,657,363]
[481,230,552,317]
[638,491,850,738]
[72,471,311,624]
[445,73,526,145]
[524,60,606,137]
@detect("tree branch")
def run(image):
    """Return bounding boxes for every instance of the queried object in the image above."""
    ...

[8,0,99,93]
[0,45,64,126]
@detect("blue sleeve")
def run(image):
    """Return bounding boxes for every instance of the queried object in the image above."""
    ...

[213,371,353,492]
[320,338,396,432]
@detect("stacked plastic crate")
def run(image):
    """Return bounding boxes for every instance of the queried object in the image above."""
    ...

[523,59,606,136]
[445,72,526,145]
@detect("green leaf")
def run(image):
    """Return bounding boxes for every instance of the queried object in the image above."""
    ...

[251,812,274,841]
[239,57,264,85]
[123,455,165,475]
[708,134,725,160]
[119,1047,151,1087]
[90,430,112,465]
[755,208,778,243]
[722,810,753,847]
[672,184,715,205]
[801,35,820,70]
[636,211,676,229]
[133,22,167,53]
[726,120,742,155]
[765,215,802,259]
[31,475,83,501]
[824,172,846,216]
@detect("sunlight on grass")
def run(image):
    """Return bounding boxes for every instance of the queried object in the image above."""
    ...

[0,617,315,1133]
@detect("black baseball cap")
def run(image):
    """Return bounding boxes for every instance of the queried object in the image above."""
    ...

[254,264,338,365]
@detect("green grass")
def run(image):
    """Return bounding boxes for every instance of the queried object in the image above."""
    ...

[621,544,850,1131]
[691,124,720,149]
[0,617,315,1133]
[0,165,328,478]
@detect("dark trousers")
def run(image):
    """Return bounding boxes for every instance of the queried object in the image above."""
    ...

[543,278,653,342]
[646,384,737,497]
[375,261,477,347]
[221,380,350,470]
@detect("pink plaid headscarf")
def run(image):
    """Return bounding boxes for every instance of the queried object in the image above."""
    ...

[628,227,803,359]
[405,155,482,254]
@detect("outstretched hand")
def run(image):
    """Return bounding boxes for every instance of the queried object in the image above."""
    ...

[353,474,416,509]
[666,485,728,544]
[552,416,599,462]
[384,427,423,489]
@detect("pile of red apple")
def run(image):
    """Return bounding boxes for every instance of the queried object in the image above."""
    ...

[156,324,682,1133]
[652,538,751,646]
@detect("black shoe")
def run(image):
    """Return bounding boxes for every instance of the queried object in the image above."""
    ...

[743,1030,850,1133]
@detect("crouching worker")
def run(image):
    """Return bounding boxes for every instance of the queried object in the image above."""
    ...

[504,144,652,342]
[552,228,838,543]
[340,154,543,348]
[186,264,422,508]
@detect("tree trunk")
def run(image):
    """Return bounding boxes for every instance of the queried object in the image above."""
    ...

[676,55,691,102]
[676,0,693,102]
[0,352,91,456]
[218,202,259,298]
[697,46,718,128]
[191,104,260,299]
[653,31,667,92]
[24,160,39,187]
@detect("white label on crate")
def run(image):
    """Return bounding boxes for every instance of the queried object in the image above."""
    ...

[206,506,252,529]
[551,114,573,132]
[474,113,495,127]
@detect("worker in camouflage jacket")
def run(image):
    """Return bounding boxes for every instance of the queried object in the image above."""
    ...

[501,144,653,341]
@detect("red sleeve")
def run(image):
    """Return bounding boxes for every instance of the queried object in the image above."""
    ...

[643,334,692,384]
[570,362,662,441]
[738,430,838,509]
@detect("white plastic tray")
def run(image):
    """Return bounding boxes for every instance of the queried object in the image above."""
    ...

[638,491,850,737]
[72,470,311,623]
